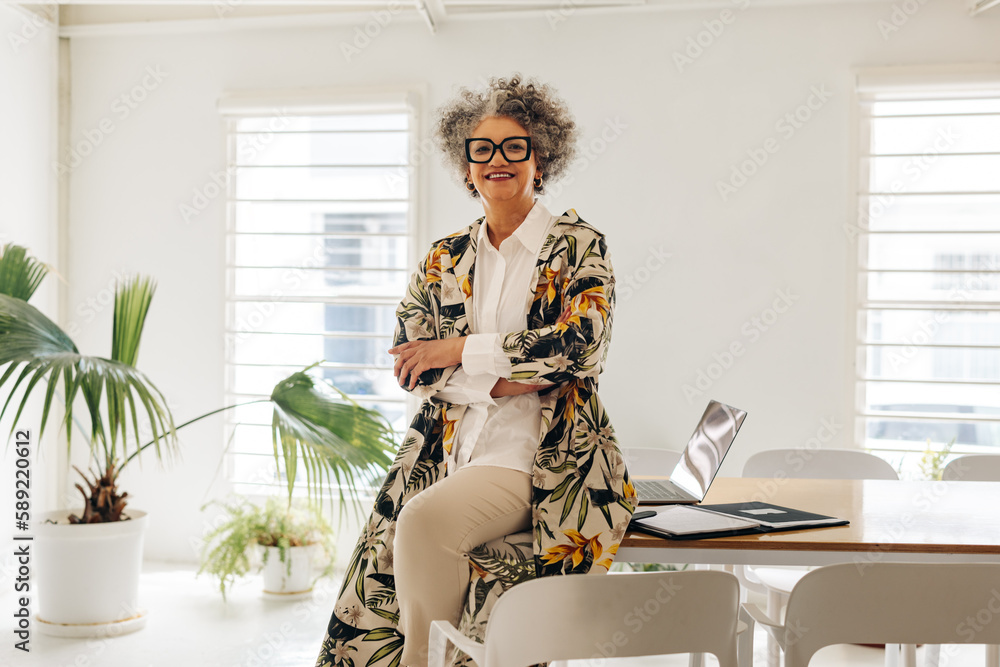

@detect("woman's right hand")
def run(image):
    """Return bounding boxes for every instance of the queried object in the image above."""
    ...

[490,378,552,398]
[389,338,465,391]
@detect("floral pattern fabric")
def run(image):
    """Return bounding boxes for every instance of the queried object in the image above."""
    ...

[314,208,638,667]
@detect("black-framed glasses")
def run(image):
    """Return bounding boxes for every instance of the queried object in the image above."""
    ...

[465,136,532,163]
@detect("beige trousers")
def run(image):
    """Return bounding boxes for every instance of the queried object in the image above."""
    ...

[394,465,533,667]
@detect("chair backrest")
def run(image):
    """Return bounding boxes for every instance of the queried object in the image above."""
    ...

[942,454,1000,481]
[621,447,682,476]
[742,448,898,480]
[483,570,740,667]
[781,562,1000,667]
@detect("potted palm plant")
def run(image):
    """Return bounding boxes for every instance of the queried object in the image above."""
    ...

[198,495,337,600]
[0,243,396,636]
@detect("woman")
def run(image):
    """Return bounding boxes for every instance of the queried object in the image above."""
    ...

[315,74,637,667]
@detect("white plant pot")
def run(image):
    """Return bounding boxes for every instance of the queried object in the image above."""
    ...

[261,544,316,597]
[34,509,149,636]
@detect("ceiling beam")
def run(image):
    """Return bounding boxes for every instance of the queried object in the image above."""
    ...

[52,0,926,38]
[970,0,1000,15]
[446,0,642,4]
[24,0,381,4]
[416,0,446,33]
[58,7,426,37]
[8,2,58,24]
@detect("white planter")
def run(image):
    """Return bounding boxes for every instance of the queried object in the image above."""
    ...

[34,509,148,636]
[261,544,316,597]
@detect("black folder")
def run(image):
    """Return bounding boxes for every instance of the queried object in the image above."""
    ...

[629,501,849,541]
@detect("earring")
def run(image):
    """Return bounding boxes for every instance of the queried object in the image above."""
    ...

[465,177,476,192]
[533,175,543,189]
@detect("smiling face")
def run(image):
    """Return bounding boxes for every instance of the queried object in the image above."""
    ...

[466,115,540,206]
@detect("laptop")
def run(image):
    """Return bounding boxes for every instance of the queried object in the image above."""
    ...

[632,400,748,505]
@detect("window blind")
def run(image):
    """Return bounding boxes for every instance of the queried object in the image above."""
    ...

[218,91,417,496]
[854,67,1000,476]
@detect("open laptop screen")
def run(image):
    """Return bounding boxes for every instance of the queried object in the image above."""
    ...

[669,401,747,501]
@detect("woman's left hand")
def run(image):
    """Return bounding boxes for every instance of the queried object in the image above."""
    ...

[389,338,466,390]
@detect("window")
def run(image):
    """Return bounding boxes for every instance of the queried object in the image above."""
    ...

[220,92,419,497]
[854,69,1000,476]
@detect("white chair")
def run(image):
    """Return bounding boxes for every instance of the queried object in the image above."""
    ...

[622,446,713,667]
[739,448,899,667]
[621,446,682,475]
[742,448,899,481]
[740,562,1000,667]
[429,570,743,667]
[943,454,1000,481]
[941,453,1000,665]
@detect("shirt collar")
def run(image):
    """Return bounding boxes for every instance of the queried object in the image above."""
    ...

[477,200,555,253]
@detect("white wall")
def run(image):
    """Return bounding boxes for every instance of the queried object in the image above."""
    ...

[0,0,59,609]
[60,2,1000,563]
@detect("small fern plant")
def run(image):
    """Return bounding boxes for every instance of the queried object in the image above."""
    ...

[919,436,957,481]
[197,495,336,600]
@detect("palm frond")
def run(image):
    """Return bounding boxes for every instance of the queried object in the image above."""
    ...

[111,275,155,367]
[268,365,397,522]
[0,244,49,301]
[0,293,177,467]
[109,275,157,461]
[0,293,77,357]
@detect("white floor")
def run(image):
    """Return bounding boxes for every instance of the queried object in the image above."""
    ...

[0,561,991,667]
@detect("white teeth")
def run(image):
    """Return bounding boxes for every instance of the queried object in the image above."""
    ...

[487,174,513,179]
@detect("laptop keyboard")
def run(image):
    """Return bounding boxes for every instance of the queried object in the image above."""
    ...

[633,480,685,501]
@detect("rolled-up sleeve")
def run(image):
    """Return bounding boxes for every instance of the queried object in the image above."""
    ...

[434,367,497,406]
[460,332,512,378]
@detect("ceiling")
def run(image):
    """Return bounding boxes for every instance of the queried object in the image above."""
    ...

[9,0,997,37]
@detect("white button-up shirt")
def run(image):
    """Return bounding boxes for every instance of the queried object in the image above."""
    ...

[433,200,557,473]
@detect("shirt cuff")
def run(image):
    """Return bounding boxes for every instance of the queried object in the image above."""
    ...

[462,333,507,376]
[433,367,497,405]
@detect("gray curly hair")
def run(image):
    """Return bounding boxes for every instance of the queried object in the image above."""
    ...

[433,73,579,198]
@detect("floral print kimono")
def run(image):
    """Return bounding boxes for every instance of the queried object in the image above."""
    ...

[315,208,638,667]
